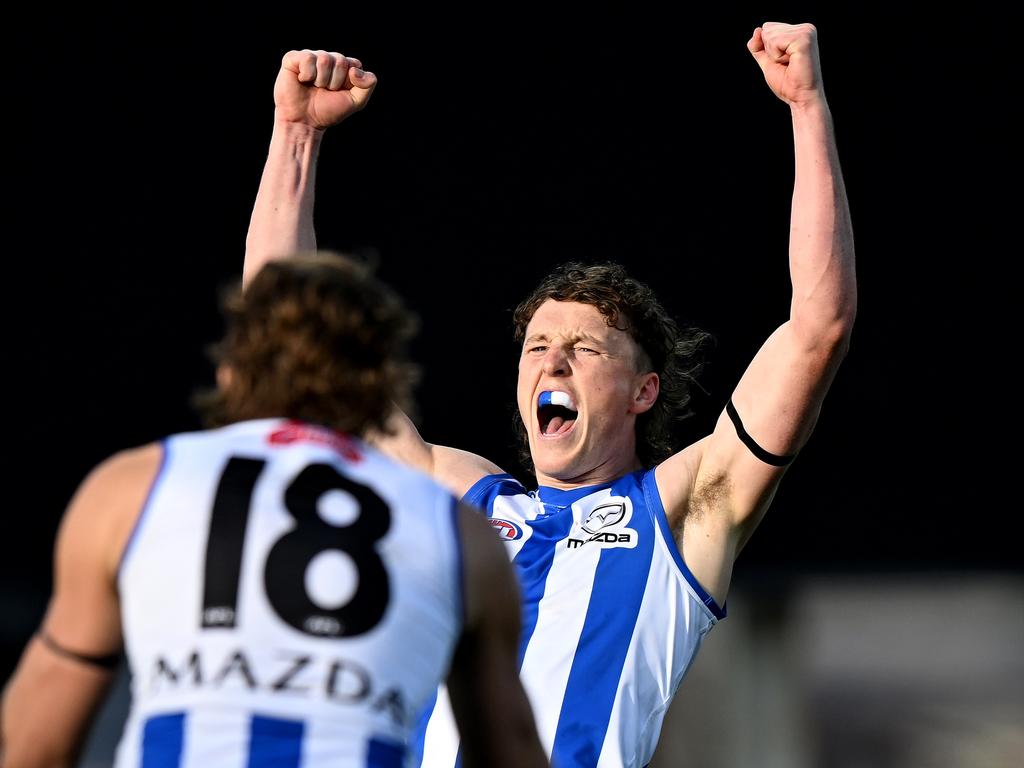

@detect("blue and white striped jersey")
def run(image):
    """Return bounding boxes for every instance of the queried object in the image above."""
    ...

[416,469,725,768]
[115,419,464,768]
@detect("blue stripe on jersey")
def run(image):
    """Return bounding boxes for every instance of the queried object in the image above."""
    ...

[535,480,615,508]
[550,474,656,766]
[464,472,581,666]
[366,736,405,767]
[247,714,304,768]
[642,470,726,619]
[140,712,185,768]
[119,439,172,577]
[409,687,437,766]
[510,502,577,668]
[461,473,523,509]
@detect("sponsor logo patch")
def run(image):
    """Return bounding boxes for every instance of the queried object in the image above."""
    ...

[489,518,524,541]
[268,421,362,462]
[567,494,638,550]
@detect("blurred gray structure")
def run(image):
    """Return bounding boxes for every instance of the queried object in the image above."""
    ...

[77,573,1024,768]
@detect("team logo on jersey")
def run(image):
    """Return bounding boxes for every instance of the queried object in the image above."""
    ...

[581,502,626,534]
[567,493,637,550]
[489,518,524,541]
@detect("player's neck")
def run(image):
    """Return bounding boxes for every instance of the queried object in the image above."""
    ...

[534,453,643,491]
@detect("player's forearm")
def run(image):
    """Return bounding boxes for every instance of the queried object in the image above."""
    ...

[1,646,103,768]
[243,118,323,286]
[2,736,77,768]
[787,98,857,346]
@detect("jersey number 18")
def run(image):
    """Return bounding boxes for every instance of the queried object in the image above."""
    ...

[200,457,391,638]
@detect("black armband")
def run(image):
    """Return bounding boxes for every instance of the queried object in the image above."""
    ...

[726,399,797,467]
[39,630,121,670]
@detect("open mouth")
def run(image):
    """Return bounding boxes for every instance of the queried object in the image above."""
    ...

[537,390,578,437]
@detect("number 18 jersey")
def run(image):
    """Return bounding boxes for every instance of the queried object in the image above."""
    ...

[115,418,464,768]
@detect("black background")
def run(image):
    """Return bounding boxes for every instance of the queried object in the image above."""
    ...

[5,6,1016,681]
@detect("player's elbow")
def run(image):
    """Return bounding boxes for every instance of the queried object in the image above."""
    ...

[822,317,854,361]
[792,279,857,349]
[791,310,854,362]
[831,293,858,346]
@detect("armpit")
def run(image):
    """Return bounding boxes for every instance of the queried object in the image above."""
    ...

[686,472,733,526]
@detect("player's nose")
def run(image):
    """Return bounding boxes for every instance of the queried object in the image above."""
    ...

[542,346,569,376]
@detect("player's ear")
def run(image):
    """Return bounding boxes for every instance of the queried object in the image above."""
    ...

[216,364,235,392]
[631,372,659,414]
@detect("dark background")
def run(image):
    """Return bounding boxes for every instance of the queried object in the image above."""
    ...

[5,6,1015,683]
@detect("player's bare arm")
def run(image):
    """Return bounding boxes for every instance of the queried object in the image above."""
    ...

[657,22,857,607]
[244,49,377,285]
[1,444,163,768]
[245,52,502,497]
[366,408,506,499]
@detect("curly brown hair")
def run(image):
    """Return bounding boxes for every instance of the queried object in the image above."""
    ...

[196,252,418,437]
[512,261,710,469]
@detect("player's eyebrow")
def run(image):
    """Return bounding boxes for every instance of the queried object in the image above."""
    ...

[524,331,606,346]
[571,332,604,345]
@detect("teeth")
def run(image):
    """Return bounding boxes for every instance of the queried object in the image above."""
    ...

[538,390,576,411]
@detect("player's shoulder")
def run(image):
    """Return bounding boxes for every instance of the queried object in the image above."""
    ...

[59,441,165,576]
[81,441,164,496]
[70,442,164,527]
[462,471,529,510]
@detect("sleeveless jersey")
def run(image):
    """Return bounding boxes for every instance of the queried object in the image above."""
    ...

[115,419,464,768]
[415,469,725,768]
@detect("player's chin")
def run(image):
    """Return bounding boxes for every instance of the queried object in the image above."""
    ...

[531,428,576,458]
[530,442,579,478]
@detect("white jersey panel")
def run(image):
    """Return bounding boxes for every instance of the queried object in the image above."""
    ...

[595,516,718,768]
[415,469,723,768]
